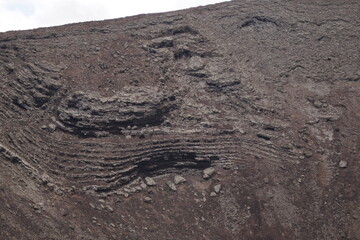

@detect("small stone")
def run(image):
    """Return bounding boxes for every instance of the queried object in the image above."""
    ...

[304,151,313,158]
[188,56,205,71]
[203,167,215,179]
[238,128,246,134]
[144,197,152,203]
[214,184,221,194]
[105,205,114,212]
[48,123,56,132]
[140,183,147,189]
[174,175,186,185]
[166,181,177,191]
[33,204,40,210]
[339,160,347,168]
[110,223,115,228]
[313,100,323,108]
[264,177,269,184]
[210,192,217,197]
[145,177,156,186]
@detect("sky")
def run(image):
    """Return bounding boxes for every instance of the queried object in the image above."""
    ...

[0,0,228,32]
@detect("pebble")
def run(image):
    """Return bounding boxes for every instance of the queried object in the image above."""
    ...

[33,204,40,210]
[167,181,177,191]
[210,192,217,197]
[144,197,152,203]
[174,175,186,185]
[203,167,215,179]
[48,123,56,132]
[145,177,156,186]
[339,160,347,168]
[105,205,114,212]
[223,165,231,170]
[214,184,221,194]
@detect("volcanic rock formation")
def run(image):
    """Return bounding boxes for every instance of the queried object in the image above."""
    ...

[0,0,359,240]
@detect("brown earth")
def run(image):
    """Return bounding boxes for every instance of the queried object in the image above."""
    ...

[0,0,359,239]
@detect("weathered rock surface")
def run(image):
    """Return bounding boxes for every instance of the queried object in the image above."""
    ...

[0,0,359,240]
[57,87,177,136]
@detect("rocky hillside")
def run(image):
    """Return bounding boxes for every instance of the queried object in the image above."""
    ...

[0,0,359,239]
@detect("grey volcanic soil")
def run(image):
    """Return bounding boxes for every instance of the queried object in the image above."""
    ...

[0,0,360,239]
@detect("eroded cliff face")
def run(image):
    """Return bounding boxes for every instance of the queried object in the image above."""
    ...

[0,0,359,239]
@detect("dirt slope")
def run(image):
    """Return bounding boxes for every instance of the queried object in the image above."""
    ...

[0,0,359,239]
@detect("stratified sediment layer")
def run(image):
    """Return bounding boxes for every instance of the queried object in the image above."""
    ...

[0,1,359,240]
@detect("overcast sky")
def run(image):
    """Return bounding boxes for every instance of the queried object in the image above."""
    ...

[0,0,228,32]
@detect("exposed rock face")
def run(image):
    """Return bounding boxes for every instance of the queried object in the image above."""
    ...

[57,87,177,136]
[0,0,359,240]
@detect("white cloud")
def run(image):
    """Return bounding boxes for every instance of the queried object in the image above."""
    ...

[0,0,228,32]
